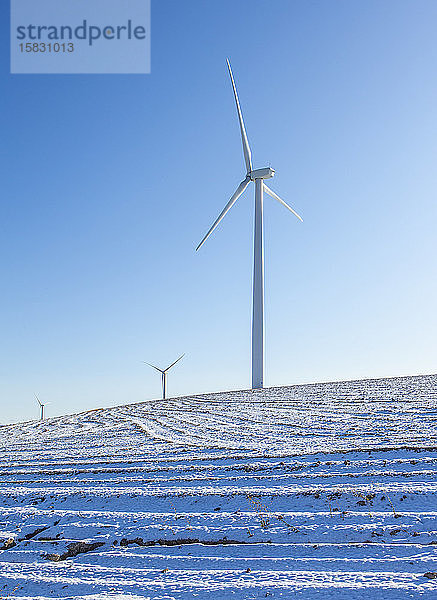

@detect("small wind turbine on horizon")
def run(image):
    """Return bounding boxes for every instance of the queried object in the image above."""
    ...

[35,394,45,420]
[196,60,303,390]
[144,354,185,400]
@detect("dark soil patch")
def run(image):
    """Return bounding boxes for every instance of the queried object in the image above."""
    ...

[22,527,49,541]
[0,538,16,550]
[46,541,104,561]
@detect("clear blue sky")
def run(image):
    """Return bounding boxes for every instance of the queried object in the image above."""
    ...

[1,0,436,424]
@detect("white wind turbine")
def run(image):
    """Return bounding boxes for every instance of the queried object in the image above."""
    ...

[196,59,303,390]
[144,354,185,399]
[35,394,45,420]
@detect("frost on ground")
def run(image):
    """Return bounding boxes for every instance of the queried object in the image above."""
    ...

[0,373,436,599]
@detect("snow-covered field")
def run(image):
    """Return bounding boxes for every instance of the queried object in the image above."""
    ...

[1,374,437,599]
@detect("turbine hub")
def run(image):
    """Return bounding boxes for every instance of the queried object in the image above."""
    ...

[249,167,275,180]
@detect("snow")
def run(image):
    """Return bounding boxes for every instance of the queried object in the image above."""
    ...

[0,374,436,599]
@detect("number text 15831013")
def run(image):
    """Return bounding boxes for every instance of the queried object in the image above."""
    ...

[19,42,74,53]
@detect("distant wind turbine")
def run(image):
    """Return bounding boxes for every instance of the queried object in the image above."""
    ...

[144,354,185,399]
[196,59,303,390]
[35,394,45,420]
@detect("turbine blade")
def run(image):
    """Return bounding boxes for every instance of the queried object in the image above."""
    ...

[196,177,251,251]
[227,59,253,174]
[143,362,165,374]
[164,353,185,372]
[263,184,303,222]
[35,394,42,407]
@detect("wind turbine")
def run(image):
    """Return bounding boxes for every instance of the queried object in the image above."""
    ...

[196,59,303,390]
[144,354,185,399]
[35,394,45,420]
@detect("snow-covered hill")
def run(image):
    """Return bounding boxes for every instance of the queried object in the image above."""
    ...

[1,374,437,599]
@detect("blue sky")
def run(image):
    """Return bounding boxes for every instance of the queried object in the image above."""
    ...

[1,0,437,424]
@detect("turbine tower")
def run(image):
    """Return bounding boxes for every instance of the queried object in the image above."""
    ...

[145,354,185,399]
[35,395,45,420]
[196,60,303,390]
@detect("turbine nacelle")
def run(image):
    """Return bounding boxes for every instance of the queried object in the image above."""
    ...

[249,167,275,180]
